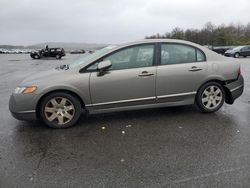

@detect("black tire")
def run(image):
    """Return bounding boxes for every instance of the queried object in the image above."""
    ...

[39,92,82,128]
[56,54,61,59]
[34,55,40,59]
[195,82,225,113]
[234,53,240,58]
[243,56,247,58]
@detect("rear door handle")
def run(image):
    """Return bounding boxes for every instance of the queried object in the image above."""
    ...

[189,66,203,72]
[138,71,154,77]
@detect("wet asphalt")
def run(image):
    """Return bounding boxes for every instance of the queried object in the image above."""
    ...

[0,54,250,188]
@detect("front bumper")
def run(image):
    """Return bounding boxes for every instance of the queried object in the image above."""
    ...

[9,93,38,121]
[224,53,234,57]
[30,53,36,57]
[11,111,36,121]
[224,75,244,104]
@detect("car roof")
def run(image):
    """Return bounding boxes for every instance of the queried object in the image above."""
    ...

[119,39,202,47]
[112,39,225,61]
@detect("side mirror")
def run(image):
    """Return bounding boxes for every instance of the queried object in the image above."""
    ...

[97,60,112,72]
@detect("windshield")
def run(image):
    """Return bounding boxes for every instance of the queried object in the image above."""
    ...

[69,45,117,68]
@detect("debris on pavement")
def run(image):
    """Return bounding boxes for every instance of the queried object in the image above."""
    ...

[178,126,183,129]
[101,126,106,130]
[122,131,125,134]
[237,130,240,133]
[126,124,132,128]
[121,158,125,163]
[28,172,36,181]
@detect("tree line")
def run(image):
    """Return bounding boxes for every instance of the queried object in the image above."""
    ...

[145,22,250,46]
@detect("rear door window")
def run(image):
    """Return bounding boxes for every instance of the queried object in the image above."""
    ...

[161,44,205,65]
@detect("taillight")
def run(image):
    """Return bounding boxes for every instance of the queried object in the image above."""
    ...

[237,67,241,76]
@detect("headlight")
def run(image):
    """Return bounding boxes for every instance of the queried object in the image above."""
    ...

[14,86,37,94]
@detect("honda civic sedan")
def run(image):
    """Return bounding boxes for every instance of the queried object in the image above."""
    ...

[9,39,244,128]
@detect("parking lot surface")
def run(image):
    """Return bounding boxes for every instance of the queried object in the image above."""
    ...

[0,54,250,188]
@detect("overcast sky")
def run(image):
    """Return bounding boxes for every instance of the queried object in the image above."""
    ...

[0,0,249,45]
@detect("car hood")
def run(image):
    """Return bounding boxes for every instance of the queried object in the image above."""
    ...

[20,68,74,86]
[31,50,39,53]
[226,48,241,53]
[225,49,233,53]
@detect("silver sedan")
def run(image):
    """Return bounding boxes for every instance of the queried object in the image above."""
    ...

[9,39,244,128]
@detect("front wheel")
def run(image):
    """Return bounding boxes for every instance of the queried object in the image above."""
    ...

[40,92,82,128]
[234,53,240,58]
[34,55,40,59]
[196,82,225,113]
[56,54,61,59]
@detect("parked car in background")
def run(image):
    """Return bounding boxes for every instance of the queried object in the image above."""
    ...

[10,39,244,129]
[224,46,250,58]
[30,47,65,59]
[70,49,86,54]
[88,50,95,54]
[0,48,32,54]
[212,46,232,55]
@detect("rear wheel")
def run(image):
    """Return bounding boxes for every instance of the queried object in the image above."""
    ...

[196,82,225,113]
[40,92,82,128]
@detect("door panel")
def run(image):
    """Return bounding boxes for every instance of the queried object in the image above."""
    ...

[156,43,208,103]
[43,50,49,57]
[156,63,207,103]
[247,47,250,56]
[241,47,249,56]
[90,67,156,109]
[89,44,157,109]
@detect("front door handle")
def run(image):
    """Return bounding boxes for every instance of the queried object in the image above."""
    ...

[189,66,203,72]
[138,71,154,77]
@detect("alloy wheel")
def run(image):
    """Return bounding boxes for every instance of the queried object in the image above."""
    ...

[234,53,239,58]
[201,86,223,110]
[44,97,75,125]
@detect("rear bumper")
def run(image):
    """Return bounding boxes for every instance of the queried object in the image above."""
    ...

[224,75,244,104]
